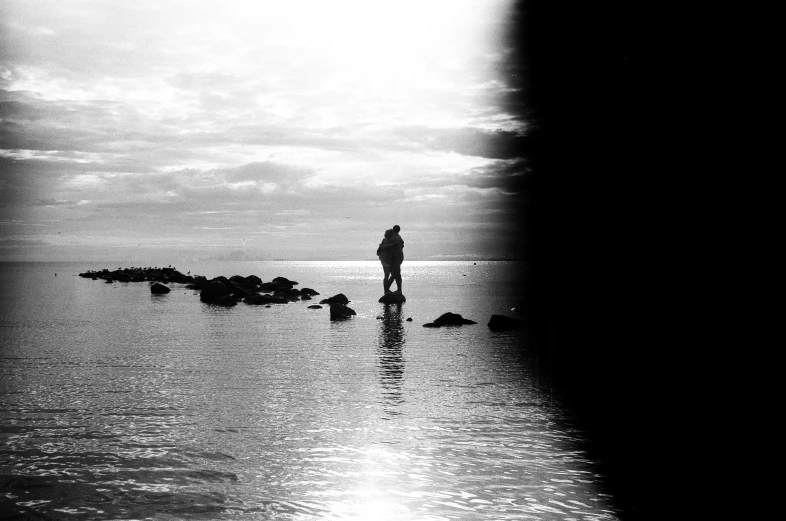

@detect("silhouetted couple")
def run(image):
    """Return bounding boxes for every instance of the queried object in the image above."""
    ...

[376,225,404,295]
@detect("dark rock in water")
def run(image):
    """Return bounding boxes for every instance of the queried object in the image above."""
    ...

[488,314,523,330]
[329,303,356,320]
[225,282,252,300]
[320,293,349,305]
[150,283,170,294]
[272,276,298,291]
[245,294,273,305]
[308,305,323,309]
[379,293,406,303]
[211,294,238,307]
[230,275,259,289]
[406,317,413,322]
[300,287,320,296]
[301,294,312,300]
[258,282,277,293]
[110,270,130,282]
[187,276,209,290]
[244,274,262,287]
[200,280,230,303]
[422,312,477,328]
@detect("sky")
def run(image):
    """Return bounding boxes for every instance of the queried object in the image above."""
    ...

[0,0,529,262]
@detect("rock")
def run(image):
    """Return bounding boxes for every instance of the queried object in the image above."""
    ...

[329,303,356,320]
[422,312,477,328]
[488,314,523,330]
[406,317,413,322]
[150,283,170,294]
[200,280,230,303]
[230,275,259,289]
[258,282,277,292]
[110,270,130,282]
[244,274,262,287]
[272,277,298,290]
[301,294,312,300]
[211,294,238,307]
[244,294,273,305]
[320,293,349,305]
[308,305,323,309]
[188,276,209,290]
[378,293,406,303]
[300,287,320,296]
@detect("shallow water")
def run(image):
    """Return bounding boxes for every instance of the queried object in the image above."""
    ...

[0,261,619,520]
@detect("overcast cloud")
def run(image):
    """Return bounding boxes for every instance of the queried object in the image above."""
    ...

[1,0,528,261]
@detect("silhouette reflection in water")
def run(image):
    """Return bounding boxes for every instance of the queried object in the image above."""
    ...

[377,303,405,418]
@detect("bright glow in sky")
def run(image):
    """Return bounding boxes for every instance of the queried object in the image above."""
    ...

[1,0,528,261]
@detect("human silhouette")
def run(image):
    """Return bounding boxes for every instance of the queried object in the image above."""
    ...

[377,225,404,294]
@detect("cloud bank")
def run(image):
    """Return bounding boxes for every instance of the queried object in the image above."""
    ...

[1,0,528,261]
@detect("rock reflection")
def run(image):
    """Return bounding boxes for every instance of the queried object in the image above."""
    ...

[377,303,405,417]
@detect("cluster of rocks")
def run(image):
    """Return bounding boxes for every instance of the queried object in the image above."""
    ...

[80,266,525,329]
[79,266,196,284]
[193,275,321,307]
[80,266,362,320]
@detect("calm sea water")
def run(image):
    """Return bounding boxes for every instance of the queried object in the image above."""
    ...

[0,261,619,520]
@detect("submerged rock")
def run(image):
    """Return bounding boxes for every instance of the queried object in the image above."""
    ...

[488,314,523,330]
[422,312,477,328]
[379,293,406,303]
[150,283,170,294]
[329,303,356,320]
[308,305,323,309]
[320,293,350,305]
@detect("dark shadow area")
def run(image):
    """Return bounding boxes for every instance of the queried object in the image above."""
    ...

[513,1,720,519]
[377,303,406,418]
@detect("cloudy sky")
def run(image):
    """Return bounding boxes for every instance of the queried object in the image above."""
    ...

[1,0,529,262]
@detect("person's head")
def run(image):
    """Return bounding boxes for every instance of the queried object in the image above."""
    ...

[392,225,400,234]
[384,229,393,238]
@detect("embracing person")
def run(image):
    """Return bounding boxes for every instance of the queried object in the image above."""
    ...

[376,224,404,295]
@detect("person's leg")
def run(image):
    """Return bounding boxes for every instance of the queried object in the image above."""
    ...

[383,264,392,293]
[391,262,402,294]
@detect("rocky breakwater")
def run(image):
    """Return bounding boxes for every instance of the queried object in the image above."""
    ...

[79,266,196,285]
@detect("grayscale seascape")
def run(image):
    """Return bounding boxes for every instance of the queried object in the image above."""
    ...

[1,260,619,520]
